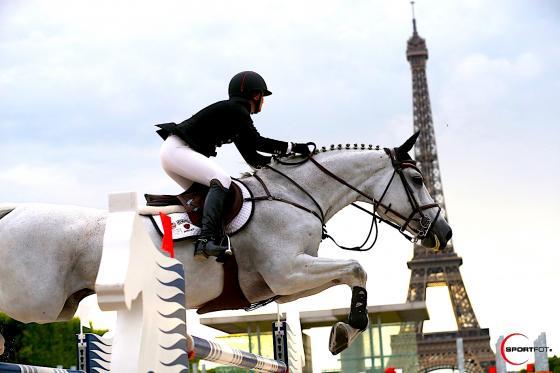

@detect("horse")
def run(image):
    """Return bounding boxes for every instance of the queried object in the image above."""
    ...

[0,133,452,355]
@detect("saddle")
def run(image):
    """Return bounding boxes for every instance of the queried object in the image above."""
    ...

[144,181,244,228]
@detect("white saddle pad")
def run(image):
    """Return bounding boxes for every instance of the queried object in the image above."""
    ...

[143,179,253,240]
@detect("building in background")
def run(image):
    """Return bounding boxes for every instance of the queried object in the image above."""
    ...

[200,302,428,372]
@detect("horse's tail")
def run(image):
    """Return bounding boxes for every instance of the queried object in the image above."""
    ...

[0,205,16,220]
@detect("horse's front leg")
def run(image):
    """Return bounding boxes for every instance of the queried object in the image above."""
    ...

[329,286,369,355]
[275,282,339,304]
[0,332,4,355]
[275,280,369,331]
[261,254,369,355]
[264,254,367,294]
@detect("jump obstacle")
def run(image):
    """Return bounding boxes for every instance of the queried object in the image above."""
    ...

[88,192,302,372]
[0,192,301,373]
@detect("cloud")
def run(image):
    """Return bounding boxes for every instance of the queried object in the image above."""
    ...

[0,163,88,204]
[439,51,544,122]
[1,163,74,187]
[456,52,542,80]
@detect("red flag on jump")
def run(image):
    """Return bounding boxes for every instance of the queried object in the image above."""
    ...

[159,212,175,258]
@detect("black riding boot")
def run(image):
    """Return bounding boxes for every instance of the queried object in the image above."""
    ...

[194,179,232,260]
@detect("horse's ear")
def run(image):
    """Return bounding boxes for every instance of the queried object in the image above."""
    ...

[397,131,420,154]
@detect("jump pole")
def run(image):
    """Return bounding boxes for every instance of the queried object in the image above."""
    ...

[0,363,82,373]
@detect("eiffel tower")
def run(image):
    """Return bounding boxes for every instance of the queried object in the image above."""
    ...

[390,4,495,373]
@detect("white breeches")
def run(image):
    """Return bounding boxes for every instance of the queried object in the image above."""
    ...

[160,135,232,190]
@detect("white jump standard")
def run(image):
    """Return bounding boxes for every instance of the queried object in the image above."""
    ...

[88,192,295,373]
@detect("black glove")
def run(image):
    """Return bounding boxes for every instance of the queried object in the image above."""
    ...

[292,142,311,155]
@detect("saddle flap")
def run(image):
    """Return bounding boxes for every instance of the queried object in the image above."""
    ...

[145,183,208,209]
[144,193,182,207]
[145,181,244,227]
[224,182,243,223]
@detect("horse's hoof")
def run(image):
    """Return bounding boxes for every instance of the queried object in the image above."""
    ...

[329,322,365,355]
[329,322,349,355]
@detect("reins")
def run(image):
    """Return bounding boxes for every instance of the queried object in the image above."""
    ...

[244,143,440,252]
[250,171,325,224]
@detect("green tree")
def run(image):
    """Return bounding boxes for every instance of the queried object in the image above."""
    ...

[1,313,106,368]
[18,318,81,367]
[519,356,560,373]
[0,313,25,363]
[549,355,560,373]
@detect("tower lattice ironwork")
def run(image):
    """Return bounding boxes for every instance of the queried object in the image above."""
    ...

[390,8,495,373]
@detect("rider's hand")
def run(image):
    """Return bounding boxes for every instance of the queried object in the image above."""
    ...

[292,143,311,155]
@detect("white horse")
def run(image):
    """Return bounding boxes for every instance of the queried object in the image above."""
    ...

[0,134,451,355]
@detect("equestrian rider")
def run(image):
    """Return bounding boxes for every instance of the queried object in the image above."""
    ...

[156,71,311,259]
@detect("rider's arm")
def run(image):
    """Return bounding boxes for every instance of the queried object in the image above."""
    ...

[234,117,291,167]
[256,135,290,155]
[234,126,274,168]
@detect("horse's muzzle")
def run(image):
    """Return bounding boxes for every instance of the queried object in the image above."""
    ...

[421,220,452,250]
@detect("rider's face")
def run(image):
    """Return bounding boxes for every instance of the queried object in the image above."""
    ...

[251,93,264,114]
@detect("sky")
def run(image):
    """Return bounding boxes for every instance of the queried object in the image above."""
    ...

[1,0,559,371]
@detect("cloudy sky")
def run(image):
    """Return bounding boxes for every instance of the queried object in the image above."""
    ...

[1,0,559,371]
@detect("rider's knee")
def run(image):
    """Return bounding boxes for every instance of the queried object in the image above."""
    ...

[211,174,231,189]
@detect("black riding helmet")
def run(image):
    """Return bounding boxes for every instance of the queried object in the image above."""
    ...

[228,71,272,99]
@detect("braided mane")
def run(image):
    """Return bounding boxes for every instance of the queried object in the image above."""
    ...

[313,143,381,154]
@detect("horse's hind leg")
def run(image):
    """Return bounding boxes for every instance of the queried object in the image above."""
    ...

[0,332,4,355]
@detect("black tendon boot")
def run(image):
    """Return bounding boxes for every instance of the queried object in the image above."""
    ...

[348,286,369,331]
[194,179,233,261]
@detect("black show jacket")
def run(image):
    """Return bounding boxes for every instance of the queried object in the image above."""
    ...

[156,97,289,167]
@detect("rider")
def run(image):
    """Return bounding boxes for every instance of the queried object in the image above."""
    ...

[156,71,311,259]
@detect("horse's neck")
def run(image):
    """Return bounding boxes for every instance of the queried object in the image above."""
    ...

[273,150,387,222]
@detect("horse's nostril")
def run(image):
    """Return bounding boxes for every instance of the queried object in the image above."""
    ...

[446,229,453,241]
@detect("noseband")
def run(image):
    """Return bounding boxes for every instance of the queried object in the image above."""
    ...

[249,145,442,251]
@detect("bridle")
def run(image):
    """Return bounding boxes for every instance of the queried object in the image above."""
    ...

[247,143,441,252]
[374,148,441,243]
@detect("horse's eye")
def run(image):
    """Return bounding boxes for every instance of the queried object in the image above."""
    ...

[412,175,423,186]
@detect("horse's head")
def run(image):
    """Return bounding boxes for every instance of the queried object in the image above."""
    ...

[373,132,452,250]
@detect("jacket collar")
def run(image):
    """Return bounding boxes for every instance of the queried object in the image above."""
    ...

[229,97,252,113]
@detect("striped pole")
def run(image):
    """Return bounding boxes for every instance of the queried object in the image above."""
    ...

[190,336,287,373]
[0,362,82,373]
